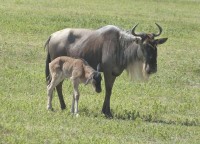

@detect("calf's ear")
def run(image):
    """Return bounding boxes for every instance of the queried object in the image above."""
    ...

[155,38,168,45]
[85,77,93,85]
[97,63,101,72]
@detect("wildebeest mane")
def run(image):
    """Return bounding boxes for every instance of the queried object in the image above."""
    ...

[118,31,146,80]
[118,31,141,67]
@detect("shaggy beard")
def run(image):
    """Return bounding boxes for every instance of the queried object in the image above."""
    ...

[126,61,149,81]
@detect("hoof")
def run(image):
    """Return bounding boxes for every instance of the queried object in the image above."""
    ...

[105,114,113,119]
[75,113,79,117]
[101,111,113,119]
[47,107,54,111]
[61,105,66,110]
[70,112,79,117]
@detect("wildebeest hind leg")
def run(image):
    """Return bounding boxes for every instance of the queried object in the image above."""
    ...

[56,81,66,110]
[102,73,116,118]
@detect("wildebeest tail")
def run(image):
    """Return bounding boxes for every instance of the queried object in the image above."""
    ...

[46,73,52,86]
[45,36,51,84]
[44,35,51,51]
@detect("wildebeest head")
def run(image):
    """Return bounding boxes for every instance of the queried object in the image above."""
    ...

[131,23,168,78]
[85,64,102,93]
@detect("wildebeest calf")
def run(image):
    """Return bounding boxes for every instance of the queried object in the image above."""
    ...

[47,56,102,116]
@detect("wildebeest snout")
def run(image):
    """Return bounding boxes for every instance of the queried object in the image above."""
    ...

[145,64,157,74]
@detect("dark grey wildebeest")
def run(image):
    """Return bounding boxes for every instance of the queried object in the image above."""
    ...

[45,23,168,117]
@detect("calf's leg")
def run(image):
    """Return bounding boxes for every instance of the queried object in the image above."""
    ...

[71,79,80,116]
[73,88,80,115]
[47,74,63,111]
[47,84,54,110]
[71,93,75,113]
[56,81,66,110]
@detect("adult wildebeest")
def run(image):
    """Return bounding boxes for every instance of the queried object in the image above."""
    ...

[45,23,168,117]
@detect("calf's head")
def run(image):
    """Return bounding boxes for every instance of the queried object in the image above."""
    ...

[92,71,102,93]
[132,23,168,76]
[85,64,102,93]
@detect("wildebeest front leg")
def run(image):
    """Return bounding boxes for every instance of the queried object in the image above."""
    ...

[102,73,116,118]
[56,81,66,110]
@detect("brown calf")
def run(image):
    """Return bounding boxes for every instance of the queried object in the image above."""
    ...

[47,56,102,116]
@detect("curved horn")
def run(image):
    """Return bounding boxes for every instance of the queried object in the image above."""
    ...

[131,23,143,37]
[153,23,162,37]
[97,63,101,72]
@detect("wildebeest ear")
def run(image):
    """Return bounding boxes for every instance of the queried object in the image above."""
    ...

[97,63,101,72]
[135,37,142,44]
[155,38,168,45]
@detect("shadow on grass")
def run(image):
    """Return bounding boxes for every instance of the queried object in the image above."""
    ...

[193,68,200,74]
[143,118,199,126]
[80,107,200,126]
[113,110,200,127]
[0,124,13,135]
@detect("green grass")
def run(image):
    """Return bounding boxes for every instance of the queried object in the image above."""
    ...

[1,0,200,143]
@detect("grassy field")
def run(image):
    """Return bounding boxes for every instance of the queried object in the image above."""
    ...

[0,0,200,143]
